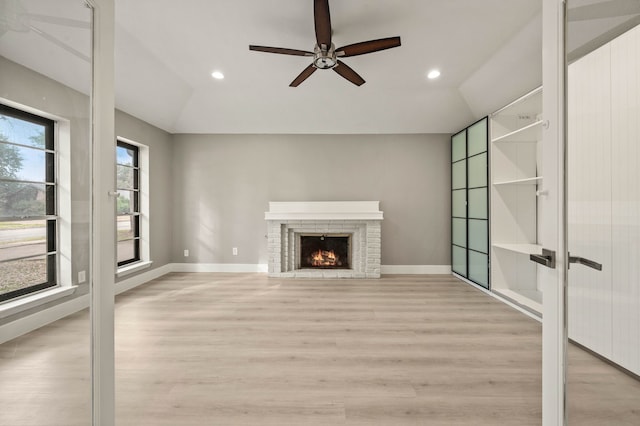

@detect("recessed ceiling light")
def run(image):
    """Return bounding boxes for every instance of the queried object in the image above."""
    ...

[427,70,441,79]
[211,71,225,80]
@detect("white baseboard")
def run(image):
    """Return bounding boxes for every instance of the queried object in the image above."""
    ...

[381,265,452,274]
[115,263,174,295]
[171,263,269,273]
[0,293,89,345]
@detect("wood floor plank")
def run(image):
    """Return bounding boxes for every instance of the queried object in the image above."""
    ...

[1,273,639,425]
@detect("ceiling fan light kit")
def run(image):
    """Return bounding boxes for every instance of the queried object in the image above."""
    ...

[249,0,401,87]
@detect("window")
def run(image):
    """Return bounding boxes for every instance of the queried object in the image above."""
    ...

[116,140,141,266]
[0,104,57,302]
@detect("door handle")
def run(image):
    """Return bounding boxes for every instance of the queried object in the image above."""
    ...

[569,254,602,271]
[529,248,556,269]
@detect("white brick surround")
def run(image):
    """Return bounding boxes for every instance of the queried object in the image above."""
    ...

[265,202,383,278]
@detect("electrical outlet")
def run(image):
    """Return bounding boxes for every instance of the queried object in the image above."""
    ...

[184,249,189,257]
[232,247,238,256]
[78,270,86,283]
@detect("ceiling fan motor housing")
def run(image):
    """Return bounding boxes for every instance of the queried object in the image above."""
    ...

[313,43,338,69]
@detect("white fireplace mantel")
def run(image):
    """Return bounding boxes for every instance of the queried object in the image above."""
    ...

[265,201,383,279]
[265,201,383,221]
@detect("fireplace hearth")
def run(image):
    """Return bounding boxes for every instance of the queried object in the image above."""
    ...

[299,234,350,269]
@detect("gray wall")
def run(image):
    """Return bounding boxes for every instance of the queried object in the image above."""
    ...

[171,134,451,266]
[0,55,92,323]
[0,56,173,325]
[115,110,173,279]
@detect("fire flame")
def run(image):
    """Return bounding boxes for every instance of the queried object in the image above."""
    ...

[310,249,338,266]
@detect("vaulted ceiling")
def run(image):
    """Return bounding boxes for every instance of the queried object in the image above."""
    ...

[5,1,635,135]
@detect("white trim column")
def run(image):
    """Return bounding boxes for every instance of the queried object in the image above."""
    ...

[90,0,116,424]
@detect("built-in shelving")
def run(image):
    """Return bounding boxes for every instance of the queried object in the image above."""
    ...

[492,243,542,255]
[489,87,543,316]
[491,120,543,143]
[493,177,543,186]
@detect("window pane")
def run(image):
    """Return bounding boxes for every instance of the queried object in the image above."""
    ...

[0,256,47,297]
[452,160,466,190]
[0,182,48,217]
[467,118,487,156]
[452,189,466,218]
[117,145,136,166]
[469,251,489,288]
[0,143,47,182]
[117,190,138,214]
[117,215,138,241]
[0,220,47,262]
[0,115,47,149]
[468,187,488,219]
[452,131,466,162]
[452,218,467,247]
[468,219,488,254]
[117,164,136,190]
[468,153,487,187]
[452,245,467,277]
[117,239,137,264]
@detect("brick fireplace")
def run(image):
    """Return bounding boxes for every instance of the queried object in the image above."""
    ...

[265,202,383,278]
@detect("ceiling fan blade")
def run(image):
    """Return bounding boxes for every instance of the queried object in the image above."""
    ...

[314,0,332,48]
[27,14,90,29]
[249,45,313,56]
[29,25,90,62]
[333,60,365,86]
[290,64,317,87]
[568,0,640,21]
[336,36,401,57]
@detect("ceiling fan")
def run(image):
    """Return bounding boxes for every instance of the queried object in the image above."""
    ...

[0,0,90,62]
[249,0,401,87]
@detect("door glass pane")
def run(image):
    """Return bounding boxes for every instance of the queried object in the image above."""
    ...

[468,251,488,288]
[452,218,467,247]
[452,189,466,218]
[452,245,467,277]
[468,187,487,219]
[452,131,466,162]
[468,219,488,254]
[467,118,487,156]
[0,1,93,425]
[452,160,466,190]
[468,153,487,187]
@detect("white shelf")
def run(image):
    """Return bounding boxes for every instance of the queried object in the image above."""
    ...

[491,120,543,143]
[491,87,543,117]
[493,288,542,316]
[492,243,542,255]
[493,176,543,186]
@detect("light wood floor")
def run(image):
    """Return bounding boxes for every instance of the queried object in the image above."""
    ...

[1,273,639,425]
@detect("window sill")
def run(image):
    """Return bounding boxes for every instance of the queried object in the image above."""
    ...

[116,260,153,278]
[0,286,78,319]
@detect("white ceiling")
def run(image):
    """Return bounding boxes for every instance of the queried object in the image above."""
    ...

[113,0,543,134]
[3,1,640,135]
[36,0,640,135]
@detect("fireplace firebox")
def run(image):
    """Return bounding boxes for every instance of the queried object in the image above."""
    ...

[299,234,350,269]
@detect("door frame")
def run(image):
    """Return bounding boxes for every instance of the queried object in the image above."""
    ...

[541,0,568,424]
